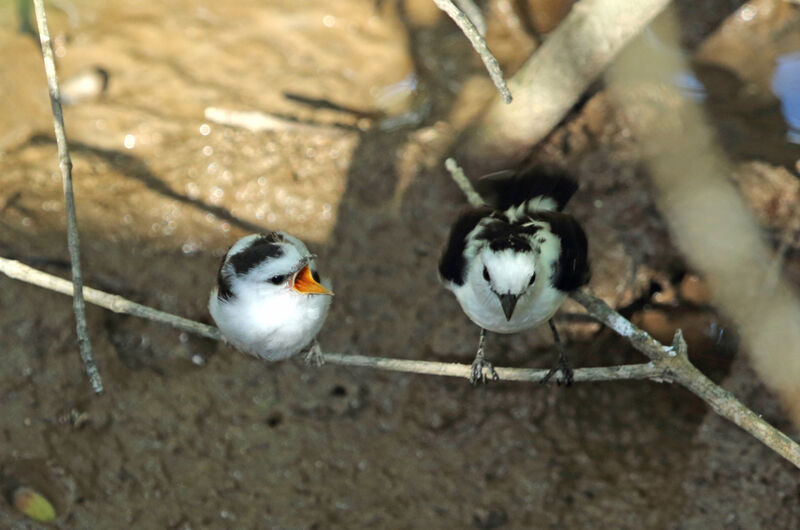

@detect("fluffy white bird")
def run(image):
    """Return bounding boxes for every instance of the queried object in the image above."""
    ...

[439,168,590,385]
[209,232,333,362]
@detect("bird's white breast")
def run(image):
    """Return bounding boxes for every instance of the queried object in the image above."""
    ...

[445,227,567,333]
[449,278,566,334]
[209,285,331,360]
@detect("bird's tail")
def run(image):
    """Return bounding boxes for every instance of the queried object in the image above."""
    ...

[475,167,579,214]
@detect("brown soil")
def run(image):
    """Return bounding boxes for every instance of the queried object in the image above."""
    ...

[0,1,798,528]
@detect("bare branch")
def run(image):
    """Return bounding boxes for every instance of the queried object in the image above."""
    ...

[432,0,512,104]
[32,0,102,394]
[454,0,486,36]
[466,0,671,164]
[324,353,666,383]
[0,257,222,342]
[445,157,486,208]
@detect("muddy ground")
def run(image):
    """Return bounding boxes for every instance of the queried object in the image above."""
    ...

[1,0,799,528]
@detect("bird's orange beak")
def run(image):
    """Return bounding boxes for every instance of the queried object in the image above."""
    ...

[292,265,333,295]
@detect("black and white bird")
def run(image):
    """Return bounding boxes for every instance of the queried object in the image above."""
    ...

[209,232,333,363]
[439,168,590,385]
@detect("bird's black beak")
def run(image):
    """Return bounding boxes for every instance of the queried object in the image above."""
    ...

[498,293,518,321]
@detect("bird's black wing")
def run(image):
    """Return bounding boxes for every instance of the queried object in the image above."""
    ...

[216,255,234,301]
[439,207,493,286]
[529,211,590,291]
[476,167,578,213]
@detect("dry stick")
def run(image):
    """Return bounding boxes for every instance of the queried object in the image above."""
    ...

[454,0,486,36]
[444,158,800,469]
[0,257,222,342]
[432,0,512,104]
[445,158,486,208]
[32,0,102,394]
[0,256,664,385]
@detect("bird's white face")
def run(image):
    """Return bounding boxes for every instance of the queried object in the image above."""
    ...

[475,246,537,320]
[480,247,536,296]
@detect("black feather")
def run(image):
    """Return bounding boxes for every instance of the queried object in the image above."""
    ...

[229,232,285,276]
[529,211,590,291]
[475,167,578,213]
[477,215,540,247]
[439,207,493,285]
[216,257,234,301]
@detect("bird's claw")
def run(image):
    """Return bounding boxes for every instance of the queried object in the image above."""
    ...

[303,342,325,367]
[539,357,573,386]
[470,358,499,385]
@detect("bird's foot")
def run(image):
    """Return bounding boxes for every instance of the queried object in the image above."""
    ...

[470,357,500,385]
[303,341,325,367]
[540,355,573,386]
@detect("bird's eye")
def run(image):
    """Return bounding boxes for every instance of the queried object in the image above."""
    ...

[528,272,536,286]
[268,274,287,285]
[482,266,490,282]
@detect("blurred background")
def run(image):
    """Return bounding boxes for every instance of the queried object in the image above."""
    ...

[0,0,798,527]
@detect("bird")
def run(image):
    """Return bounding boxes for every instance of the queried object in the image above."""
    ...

[438,167,590,385]
[209,232,333,363]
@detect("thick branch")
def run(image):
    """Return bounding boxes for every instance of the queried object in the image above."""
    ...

[32,0,102,394]
[466,0,670,166]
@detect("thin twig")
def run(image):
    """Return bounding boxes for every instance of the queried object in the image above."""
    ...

[32,0,102,394]
[443,157,800,468]
[432,0,512,104]
[454,0,486,36]
[324,353,665,382]
[1,256,663,385]
[445,158,486,207]
[0,257,222,342]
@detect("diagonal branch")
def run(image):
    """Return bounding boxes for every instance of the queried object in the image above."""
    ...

[32,0,102,394]
[432,0,512,103]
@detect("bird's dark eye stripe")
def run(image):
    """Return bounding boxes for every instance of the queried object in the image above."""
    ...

[482,266,490,282]
[268,274,287,285]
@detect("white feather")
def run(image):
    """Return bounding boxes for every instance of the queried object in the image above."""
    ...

[444,223,566,334]
[209,233,332,360]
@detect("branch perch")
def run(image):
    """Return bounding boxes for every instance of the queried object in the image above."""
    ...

[32,0,102,394]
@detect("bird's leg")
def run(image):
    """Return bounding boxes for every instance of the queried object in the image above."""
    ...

[303,339,325,367]
[540,319,574,386]
[470,328,499,385]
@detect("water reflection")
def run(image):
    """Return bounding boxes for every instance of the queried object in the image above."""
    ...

[772,51,800,144]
